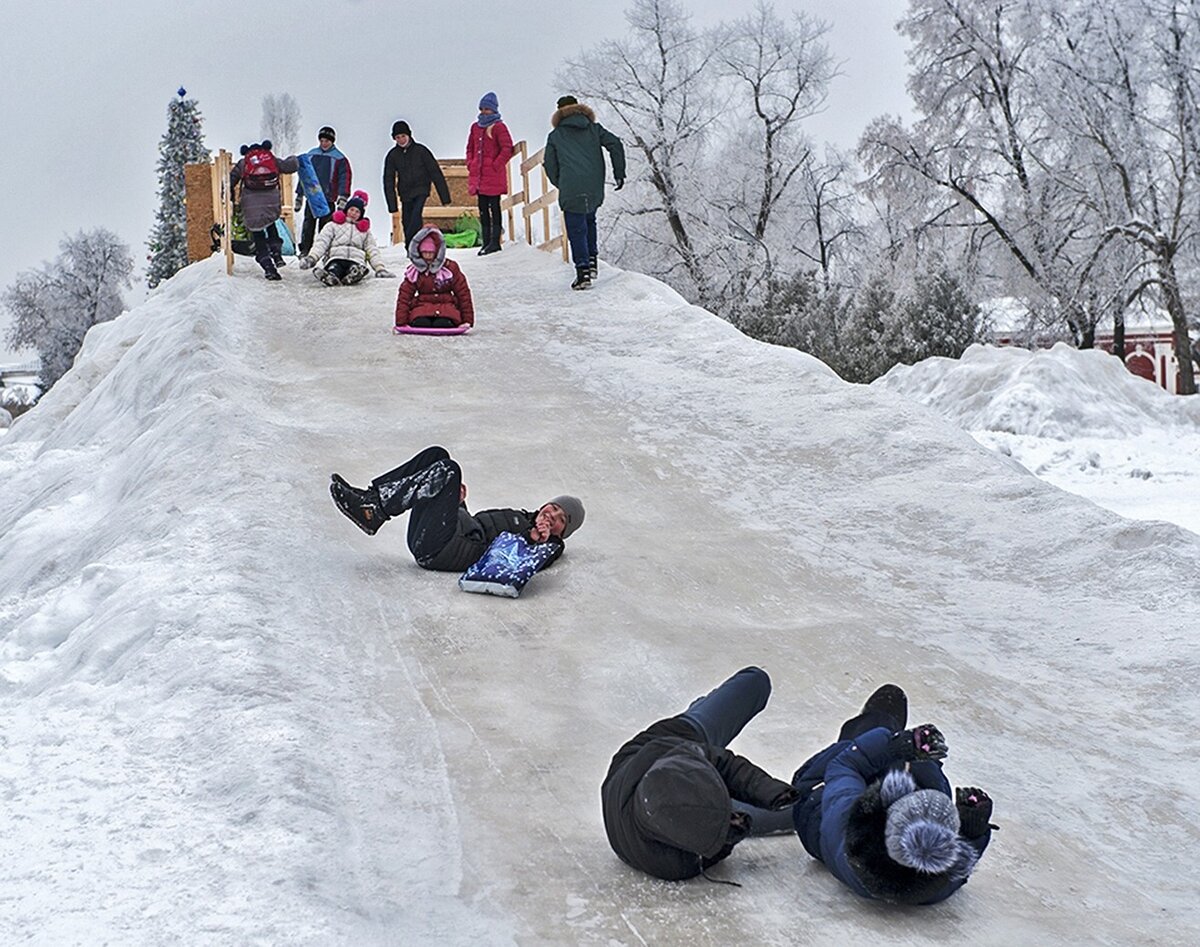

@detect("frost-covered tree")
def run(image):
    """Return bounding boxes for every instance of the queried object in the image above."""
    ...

[2,229,133,390]
[261,93,302,156]
[1042,0,1199,393]
[859,1,1111,346]
[710,1,835,277]
[562,0,720,306]
[147,88,209,289]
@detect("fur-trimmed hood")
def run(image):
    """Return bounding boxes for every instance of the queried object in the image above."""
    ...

[551,102,596,128]
[844,774,980,905]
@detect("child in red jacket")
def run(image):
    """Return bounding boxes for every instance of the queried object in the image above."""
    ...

[394,228,475,328]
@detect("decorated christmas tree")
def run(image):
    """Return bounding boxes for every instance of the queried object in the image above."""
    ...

[146,88,209,288]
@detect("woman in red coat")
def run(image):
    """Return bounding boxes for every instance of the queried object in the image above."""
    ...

[466,91,514,256]
[394,228,476,328]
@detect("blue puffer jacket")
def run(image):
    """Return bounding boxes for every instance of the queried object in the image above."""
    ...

[297,145,352,206]
[792,727,991,905]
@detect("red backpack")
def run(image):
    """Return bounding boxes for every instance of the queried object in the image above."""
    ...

[242,146,279,190]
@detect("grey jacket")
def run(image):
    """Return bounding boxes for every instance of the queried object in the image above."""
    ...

[232,154,299,231]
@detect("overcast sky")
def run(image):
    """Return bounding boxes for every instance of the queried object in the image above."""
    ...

[0,0,913,358]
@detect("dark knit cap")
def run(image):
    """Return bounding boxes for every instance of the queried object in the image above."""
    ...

[556,95,578,108]
[548,495,585,539]
[391,120,411,137]
[318,125,336,142]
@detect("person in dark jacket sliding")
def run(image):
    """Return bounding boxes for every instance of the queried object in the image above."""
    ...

[382,121,452,249]
[329,446,584,573]
[789,684,995,905]
[601,666,799,883]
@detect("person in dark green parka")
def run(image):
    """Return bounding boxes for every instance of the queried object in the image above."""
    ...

[543,96,626,290]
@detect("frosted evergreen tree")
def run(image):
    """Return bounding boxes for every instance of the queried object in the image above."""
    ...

[146,88,209,289]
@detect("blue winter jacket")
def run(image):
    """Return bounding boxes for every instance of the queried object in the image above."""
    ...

[793,727,990,905]
[297,145,352,206]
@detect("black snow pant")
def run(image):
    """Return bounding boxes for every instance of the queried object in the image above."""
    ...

[299,209,333,256]
[478,195,502,249]
[251,227,283,272]
[371,446,463,564]
[400,196,428,249]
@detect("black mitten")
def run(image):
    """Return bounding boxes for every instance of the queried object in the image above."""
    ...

[955,786,995,838]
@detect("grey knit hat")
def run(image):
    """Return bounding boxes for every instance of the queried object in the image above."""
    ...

[884,789,961,873]
[547,495,585,539]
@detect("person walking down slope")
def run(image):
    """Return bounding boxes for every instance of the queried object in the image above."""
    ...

[329,445,584,574]
[230,139,300,281]
[601,666,799,883]
[298,190,395,286]
[466,91,514,256]
[383,120,452,249]
[394,227,474,328]
[789,684,996,905]
[543,95,625,291]
[295,125,352,256]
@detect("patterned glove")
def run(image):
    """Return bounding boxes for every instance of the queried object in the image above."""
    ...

[955,786,995,838]
[375,268,396,278]
[335,195,348,211]
[887,723,948,761]
[298,256,315,270]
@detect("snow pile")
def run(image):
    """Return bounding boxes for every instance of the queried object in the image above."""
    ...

[2,247,1199,943]
[876,342,1200,534]
[875,341,1200,438]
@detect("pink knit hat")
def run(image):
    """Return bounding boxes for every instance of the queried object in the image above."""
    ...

[418,234,438,253]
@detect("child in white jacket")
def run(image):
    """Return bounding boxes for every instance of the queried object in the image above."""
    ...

[299,190,395,285]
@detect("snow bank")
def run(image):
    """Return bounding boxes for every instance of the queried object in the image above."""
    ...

[875,342,1200,534]
[875,341,1200,438]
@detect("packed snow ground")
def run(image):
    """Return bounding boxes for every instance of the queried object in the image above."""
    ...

[876,343,1200,536]
[1,245,1199,945]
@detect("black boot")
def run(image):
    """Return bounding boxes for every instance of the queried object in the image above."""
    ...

[330,474,387,535]
[571,268,592,290]
[588,255,598,280]
[477,218,492,256]
[838,684,908,741]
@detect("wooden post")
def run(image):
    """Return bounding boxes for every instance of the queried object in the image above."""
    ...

[213,149,234,275]
[279,172,296,251]
[185,162,215,263]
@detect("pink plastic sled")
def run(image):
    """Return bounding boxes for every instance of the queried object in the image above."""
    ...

[393,324,472,336]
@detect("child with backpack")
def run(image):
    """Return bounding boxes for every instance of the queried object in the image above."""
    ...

[394,228,475,328]
[230,140,300,280]
[298,190,395,285]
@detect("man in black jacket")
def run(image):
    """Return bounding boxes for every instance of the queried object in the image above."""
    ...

[601,667,799,882]
[383,121,452,249]
[329,445,583,572]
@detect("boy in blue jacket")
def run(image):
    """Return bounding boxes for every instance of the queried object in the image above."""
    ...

[295,126,352,255]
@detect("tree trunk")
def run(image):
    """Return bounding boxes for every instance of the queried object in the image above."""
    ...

[1157,252,1197,394]
[1112,311,1126,359]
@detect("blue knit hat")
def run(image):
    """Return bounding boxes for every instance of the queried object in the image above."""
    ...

[479,91,499,111]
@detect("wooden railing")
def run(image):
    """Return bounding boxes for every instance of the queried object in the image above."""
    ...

[390,141,568,260]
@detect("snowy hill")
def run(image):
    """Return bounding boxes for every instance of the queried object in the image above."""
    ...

[2,246,1198,945]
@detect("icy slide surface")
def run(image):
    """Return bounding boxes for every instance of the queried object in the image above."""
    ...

[1,246,1198,945]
